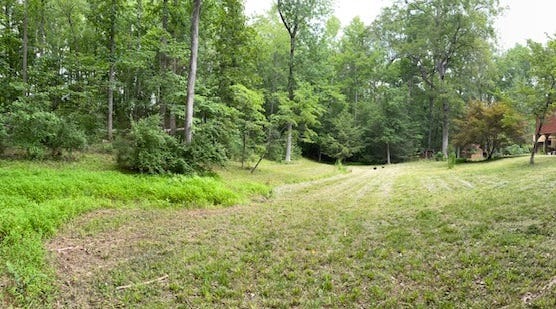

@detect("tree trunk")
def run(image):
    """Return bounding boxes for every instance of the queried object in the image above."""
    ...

[185,0,201,144]
[386,142,391,165]
[108,64,115,140]
[530,135,540,165]
[169,112,176,135]
[160,0,169,129]
[22,0,28,86]
[530,118,545,165]
[39,0,46,55]
[241,132,246,168]
[285,123,292,162]
[107,0,117,141]
[441,98,449,158]
[354,88,358,121]
[159,86,166,127]
[427,95,434,151]
[284,34,296,162]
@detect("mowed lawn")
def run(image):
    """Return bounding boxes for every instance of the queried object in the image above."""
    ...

[2,155,556,307]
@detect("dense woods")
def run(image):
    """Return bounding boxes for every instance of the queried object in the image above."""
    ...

[1,0,555,170]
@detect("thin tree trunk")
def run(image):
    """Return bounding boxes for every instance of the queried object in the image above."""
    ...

[442,99,449,158]
[185,0,201,144]
[427,95,434,151]
[108,64,115,140]
[169,112,176,135]
[39,0,46,55]
[353,89,358,121]
[241,133,246,168]
[531,118,546,165]
[386,142,391,165]
[22,0,28,86]
[169,58,177,134]
[284,35,296,162]
[160,0,169,129]
[285,123,292,162]
[107,0,117,141]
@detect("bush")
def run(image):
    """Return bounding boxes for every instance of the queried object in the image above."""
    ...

[116,116,232,175]
[7,110,86,159]
[44,118,87,157]
[502,144,528,156]
[434,151,445,161]
[185,122,228,171]
[1,96,87,159]
[447,152,457,169]
[10,110,57,158]
[116,116,191,174]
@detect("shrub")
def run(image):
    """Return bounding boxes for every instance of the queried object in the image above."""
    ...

[185,122,228,171]
[44,118,87,157]
[447,152,457,169]
[434,151,444,161]
[116,116,192,174]
[116,116,232,175]
[502,144,528,156]
[10,110,59,158]
[7,109,86,159]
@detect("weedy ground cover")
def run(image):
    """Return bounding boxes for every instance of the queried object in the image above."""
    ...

[3,155,556,307]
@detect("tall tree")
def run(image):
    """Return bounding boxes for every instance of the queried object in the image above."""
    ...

[276,0,330,162]
[184,0,201,144]
[521,40,556,164]
[335,17,375,121]
[375,0,501,158]
[229,84,266,167]
[88,0,123,141]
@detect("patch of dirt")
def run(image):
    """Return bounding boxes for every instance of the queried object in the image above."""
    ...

[522,276,556,305]
[47,206,251,307]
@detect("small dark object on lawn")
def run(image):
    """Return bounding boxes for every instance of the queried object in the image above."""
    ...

[382,166,385,168]
[373,167,377,170]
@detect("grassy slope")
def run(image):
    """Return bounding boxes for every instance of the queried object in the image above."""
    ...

[0,155,337,306]
[4,155,556,307]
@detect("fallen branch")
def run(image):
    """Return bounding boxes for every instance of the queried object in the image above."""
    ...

[116,274,169,291]
[53,246,82,253]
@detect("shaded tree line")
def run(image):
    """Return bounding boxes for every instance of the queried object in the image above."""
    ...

[0,0,554,171]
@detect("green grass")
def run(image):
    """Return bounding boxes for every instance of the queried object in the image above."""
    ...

[0,155,340,306]
[2,155,556,307]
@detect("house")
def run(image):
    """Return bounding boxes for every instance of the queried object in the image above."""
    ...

[535,113,556,154]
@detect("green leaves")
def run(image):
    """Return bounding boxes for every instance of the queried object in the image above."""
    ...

[453,101,526,159]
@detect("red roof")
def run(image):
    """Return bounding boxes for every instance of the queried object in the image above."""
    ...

[540,114,556,134]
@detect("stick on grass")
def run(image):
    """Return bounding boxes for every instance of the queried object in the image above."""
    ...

[116,274,169,291]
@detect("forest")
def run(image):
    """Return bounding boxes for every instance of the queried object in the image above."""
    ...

[1,0,555,171]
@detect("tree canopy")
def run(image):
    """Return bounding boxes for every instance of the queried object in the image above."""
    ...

[0,0,551,168]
